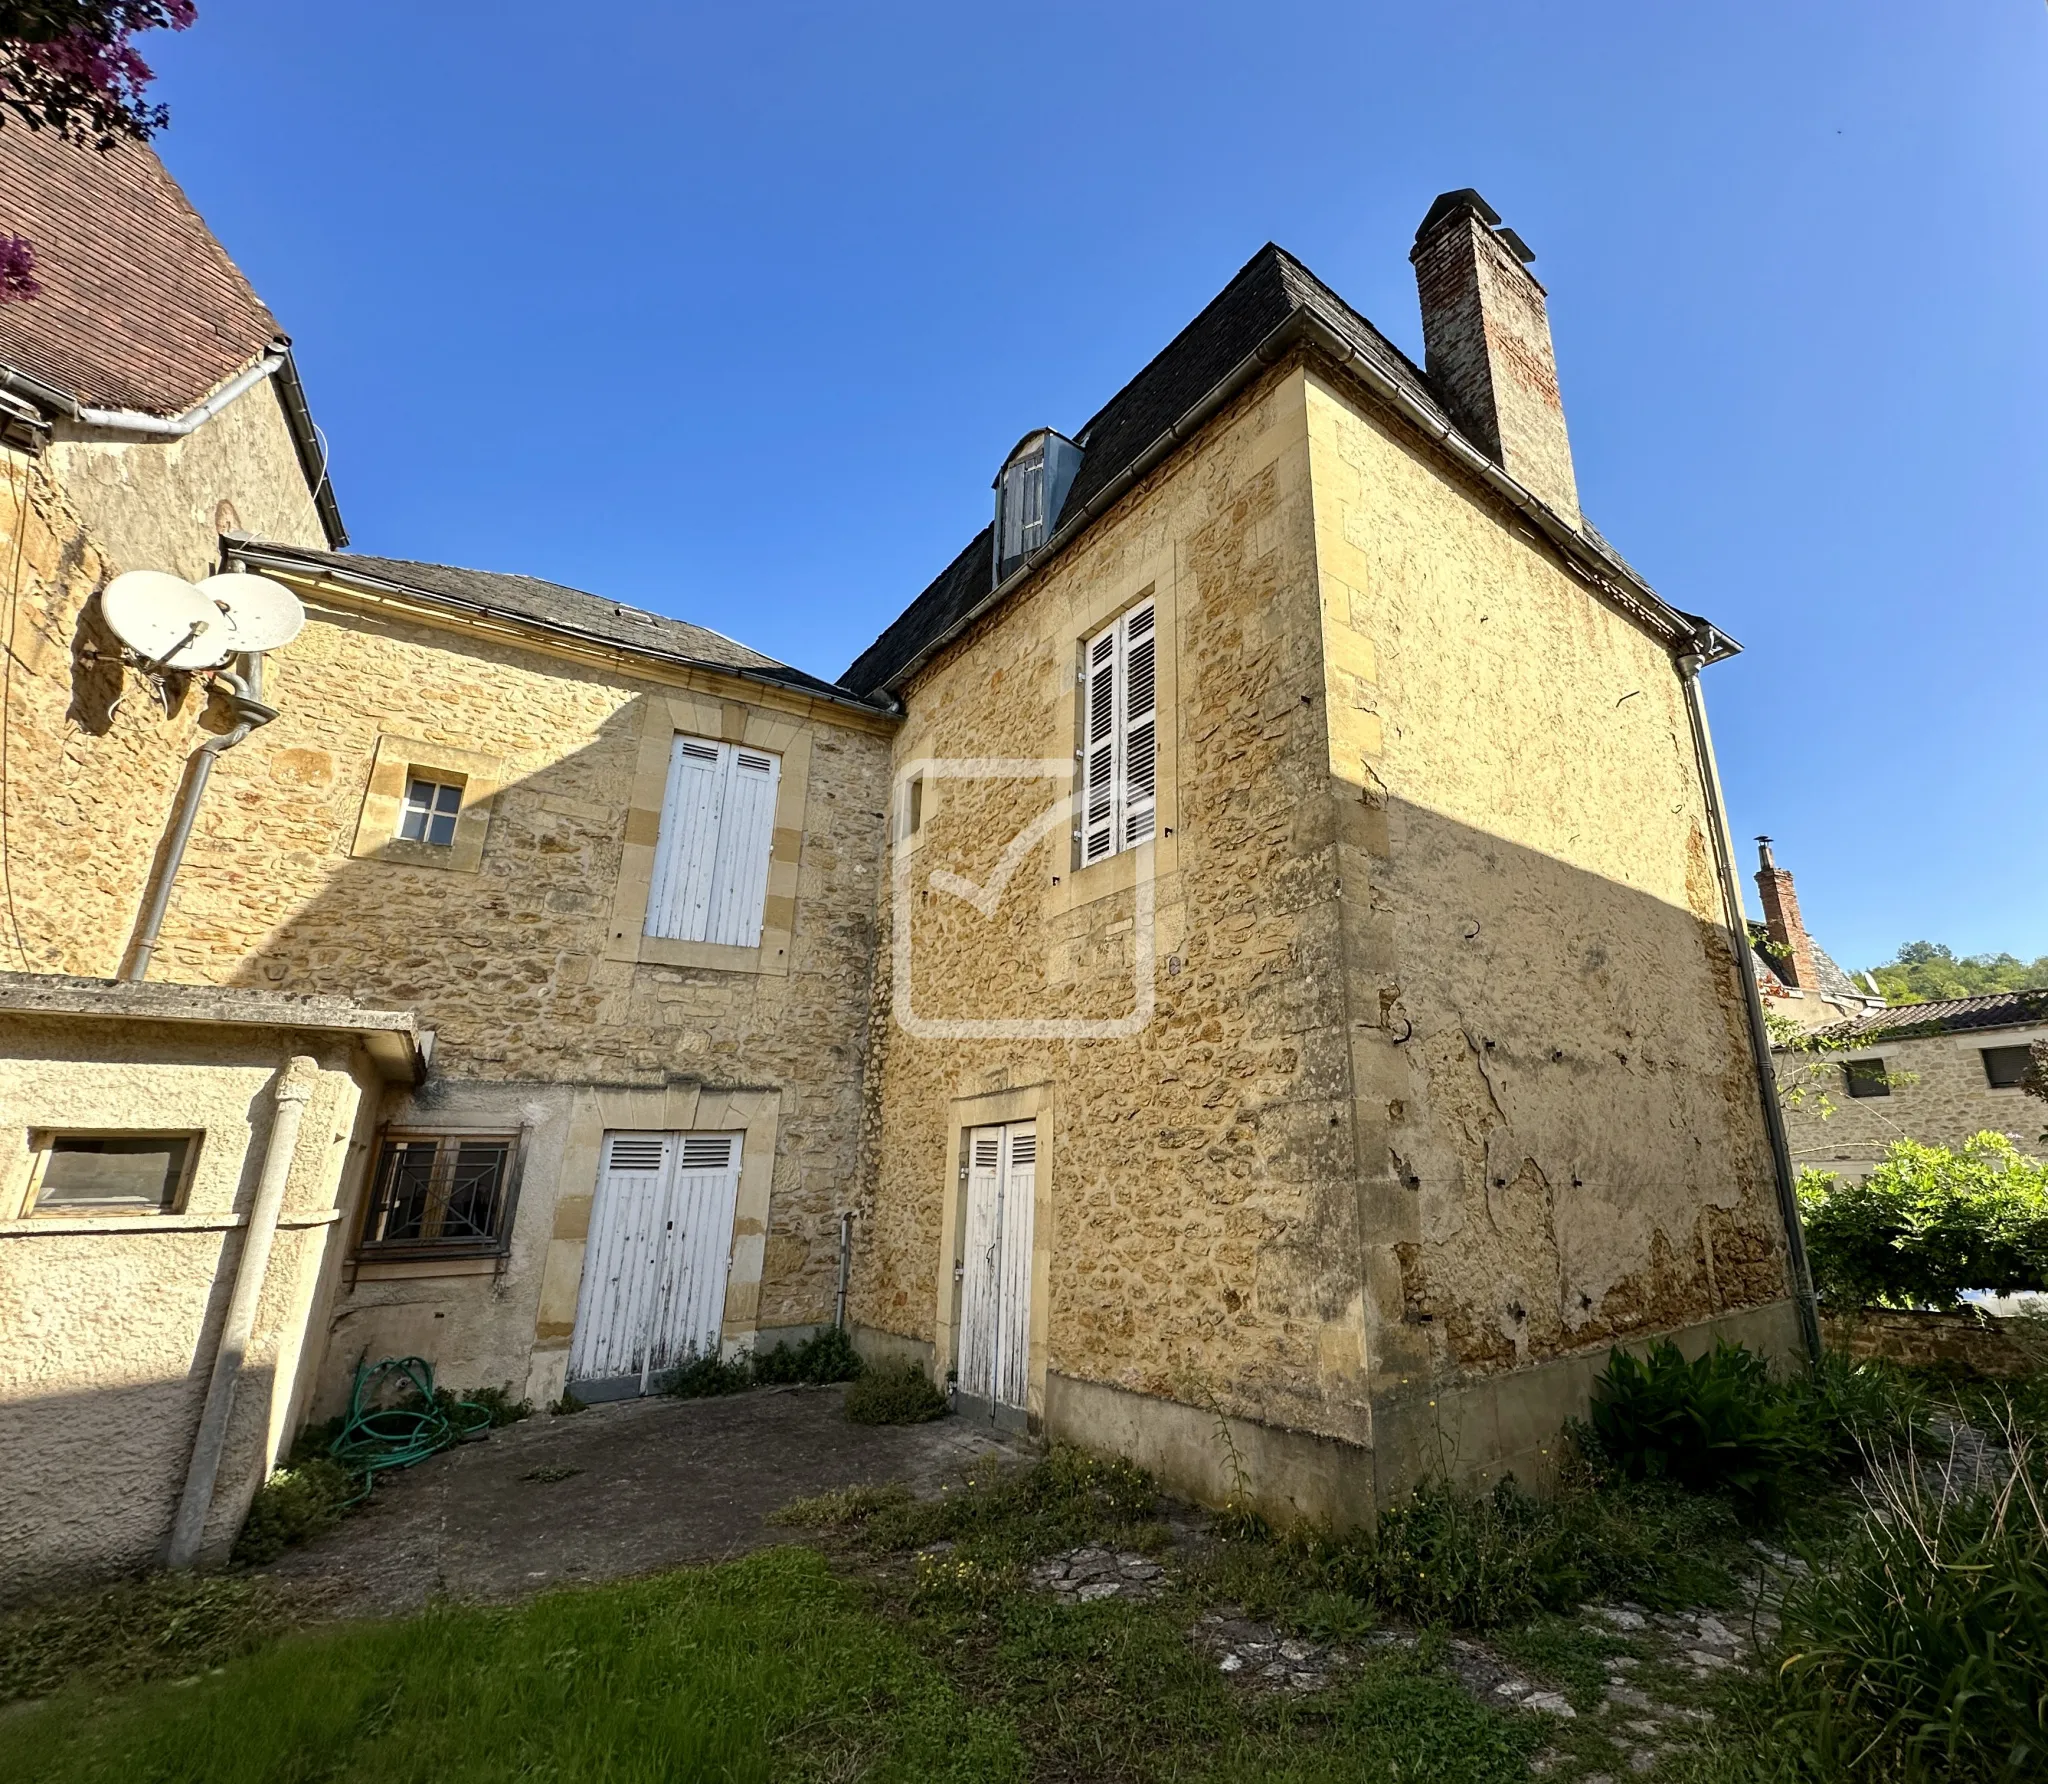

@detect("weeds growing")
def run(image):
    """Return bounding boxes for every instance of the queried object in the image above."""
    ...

[843,1362,948,1425]
[665,1327,867,1400]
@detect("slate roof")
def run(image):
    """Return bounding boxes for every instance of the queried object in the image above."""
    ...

[0,128,280,415]
[234,541,876,708]
[1823,990,2048,1045]
[840,244,1460,700]
[1749,923,1875,1008]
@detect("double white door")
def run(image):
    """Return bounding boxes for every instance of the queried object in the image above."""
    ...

[568,1131,742,1397]
[958,1122,1035,1420]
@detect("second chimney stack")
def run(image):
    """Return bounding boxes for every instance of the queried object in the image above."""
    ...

[1411,189,1581,530]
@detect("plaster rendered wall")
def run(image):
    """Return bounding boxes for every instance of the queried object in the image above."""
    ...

[0,1019,376,1598]
[853,364,1347,1436]
[1777,1022,2048,1176]
[44,377,327,583]
[1302,368,1791,1488]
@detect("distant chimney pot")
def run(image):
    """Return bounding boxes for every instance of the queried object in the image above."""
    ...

[1410,188,1581,529]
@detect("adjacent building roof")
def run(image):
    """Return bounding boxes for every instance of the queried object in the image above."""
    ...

[232,540,881,710]
[0,129,278,416]
[1749,923,1881,1012]
[1823,989,2048,1045]
[839,242,1701,701]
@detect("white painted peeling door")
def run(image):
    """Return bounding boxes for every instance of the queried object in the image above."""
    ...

[957,1122,1036,1421]
[568,1131,743,1398]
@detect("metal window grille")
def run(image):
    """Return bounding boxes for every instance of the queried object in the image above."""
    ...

[360,1132,517,1253]
[399,777,463,846]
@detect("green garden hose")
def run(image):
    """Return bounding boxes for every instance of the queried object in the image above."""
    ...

[328,1355,496,1503]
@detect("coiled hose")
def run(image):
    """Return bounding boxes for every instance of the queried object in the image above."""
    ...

[329,1355,496,1503]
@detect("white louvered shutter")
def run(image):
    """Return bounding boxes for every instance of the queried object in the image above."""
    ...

[644,738,781,946]
[1120,604,1157,849]
[706,748,779,947]
[1080,624,1118,865]
[1077,601,1156,866]
[646,739,726,941]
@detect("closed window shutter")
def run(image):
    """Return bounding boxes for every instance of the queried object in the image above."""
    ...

[1081,625,1117,865]
[1121,603,1156,848]
[645,738,781,945]
[646,739,726,941]
[706,748,780,947]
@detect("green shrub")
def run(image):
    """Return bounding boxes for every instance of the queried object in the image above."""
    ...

[664,1350,755,1399]
[1776,1430,2048,1780]
[232,1457,356,1565]
[751,1325,864,1386]
[1586,1337,1814,1518]
[844,1361,949,1425]
[1801,1134,2048,1309]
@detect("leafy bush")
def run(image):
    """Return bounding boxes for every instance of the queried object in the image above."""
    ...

[1587,1337,1815,1519]
[844,1361,949,1425]
[751,1325,864,1386]
[665,1327,865,1399]
[231,1457,355,1564]
[1800,1134,2048,1309]
[664,1350,755,1399]
[1776,1424,2048,1781]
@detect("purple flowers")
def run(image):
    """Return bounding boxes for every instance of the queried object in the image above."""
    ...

[1,3,198,146]
[0,234,37,303]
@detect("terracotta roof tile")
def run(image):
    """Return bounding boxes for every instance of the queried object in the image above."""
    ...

[0,127,279,414]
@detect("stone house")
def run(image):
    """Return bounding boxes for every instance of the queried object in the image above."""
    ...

[838,193,1804,1523]
[1776,990,2048,1180]
[0,130,891,1594]
[0,133,1807,1587]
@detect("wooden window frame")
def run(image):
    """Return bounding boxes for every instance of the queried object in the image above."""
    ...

[21,1128,203,1219]
[356,1126,525,1260]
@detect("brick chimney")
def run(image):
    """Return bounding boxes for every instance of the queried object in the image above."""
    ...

[1410,189,1581,530]
[1754,836,1820,992]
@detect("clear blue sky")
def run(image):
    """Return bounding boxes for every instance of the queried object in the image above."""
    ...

[148,1,2046,974]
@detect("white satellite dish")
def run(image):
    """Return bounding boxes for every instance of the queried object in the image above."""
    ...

[101,570,233,670]
[197,572,305,654]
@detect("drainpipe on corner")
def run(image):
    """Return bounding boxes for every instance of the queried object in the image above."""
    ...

[835,1212,854,1331]
[167,1054,319,1569]
[1676,650,1821,1364]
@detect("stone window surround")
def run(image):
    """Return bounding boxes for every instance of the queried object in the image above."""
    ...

[529,1083,783,1383]
[350,734,507,874]
[899,562,1182,918]
[933,1079,1054,1425]
[604,692,812,978]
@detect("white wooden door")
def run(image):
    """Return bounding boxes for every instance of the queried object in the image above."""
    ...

[568,1131,743,1398]
[957,1122,1036,1420]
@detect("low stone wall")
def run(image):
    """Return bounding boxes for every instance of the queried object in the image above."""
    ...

[1821,1308,2044,1378]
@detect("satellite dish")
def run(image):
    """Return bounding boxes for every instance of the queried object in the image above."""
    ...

[101,571,232,670]
[198,572,305,654]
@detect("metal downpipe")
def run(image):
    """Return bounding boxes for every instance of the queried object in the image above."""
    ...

[1677,651,1821,1363]
[167,1054,319,1568]
[119,659,276,982]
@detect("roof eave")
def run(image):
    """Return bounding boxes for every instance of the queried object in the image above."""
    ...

[868,302,1735,699]
[228,541,892,718]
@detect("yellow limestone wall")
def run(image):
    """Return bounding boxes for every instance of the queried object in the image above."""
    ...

[0,441,893,1421]
[853,357,1793,1521]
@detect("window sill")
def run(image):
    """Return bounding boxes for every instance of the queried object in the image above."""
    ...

[0,1209,343,1237]
[352,1252,506,1280]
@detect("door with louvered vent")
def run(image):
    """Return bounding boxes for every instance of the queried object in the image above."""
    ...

[567,1130,744,1400]
[956,1122,1036,1425]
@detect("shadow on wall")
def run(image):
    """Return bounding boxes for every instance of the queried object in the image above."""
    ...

[0,1366,277,1607]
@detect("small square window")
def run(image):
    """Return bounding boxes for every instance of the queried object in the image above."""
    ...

[398,777,463,847]
[1843,1059,1890,1099]
[30,1133,195,1213]
[1982,1045,2034,1090]
[360,1132,517,1254]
